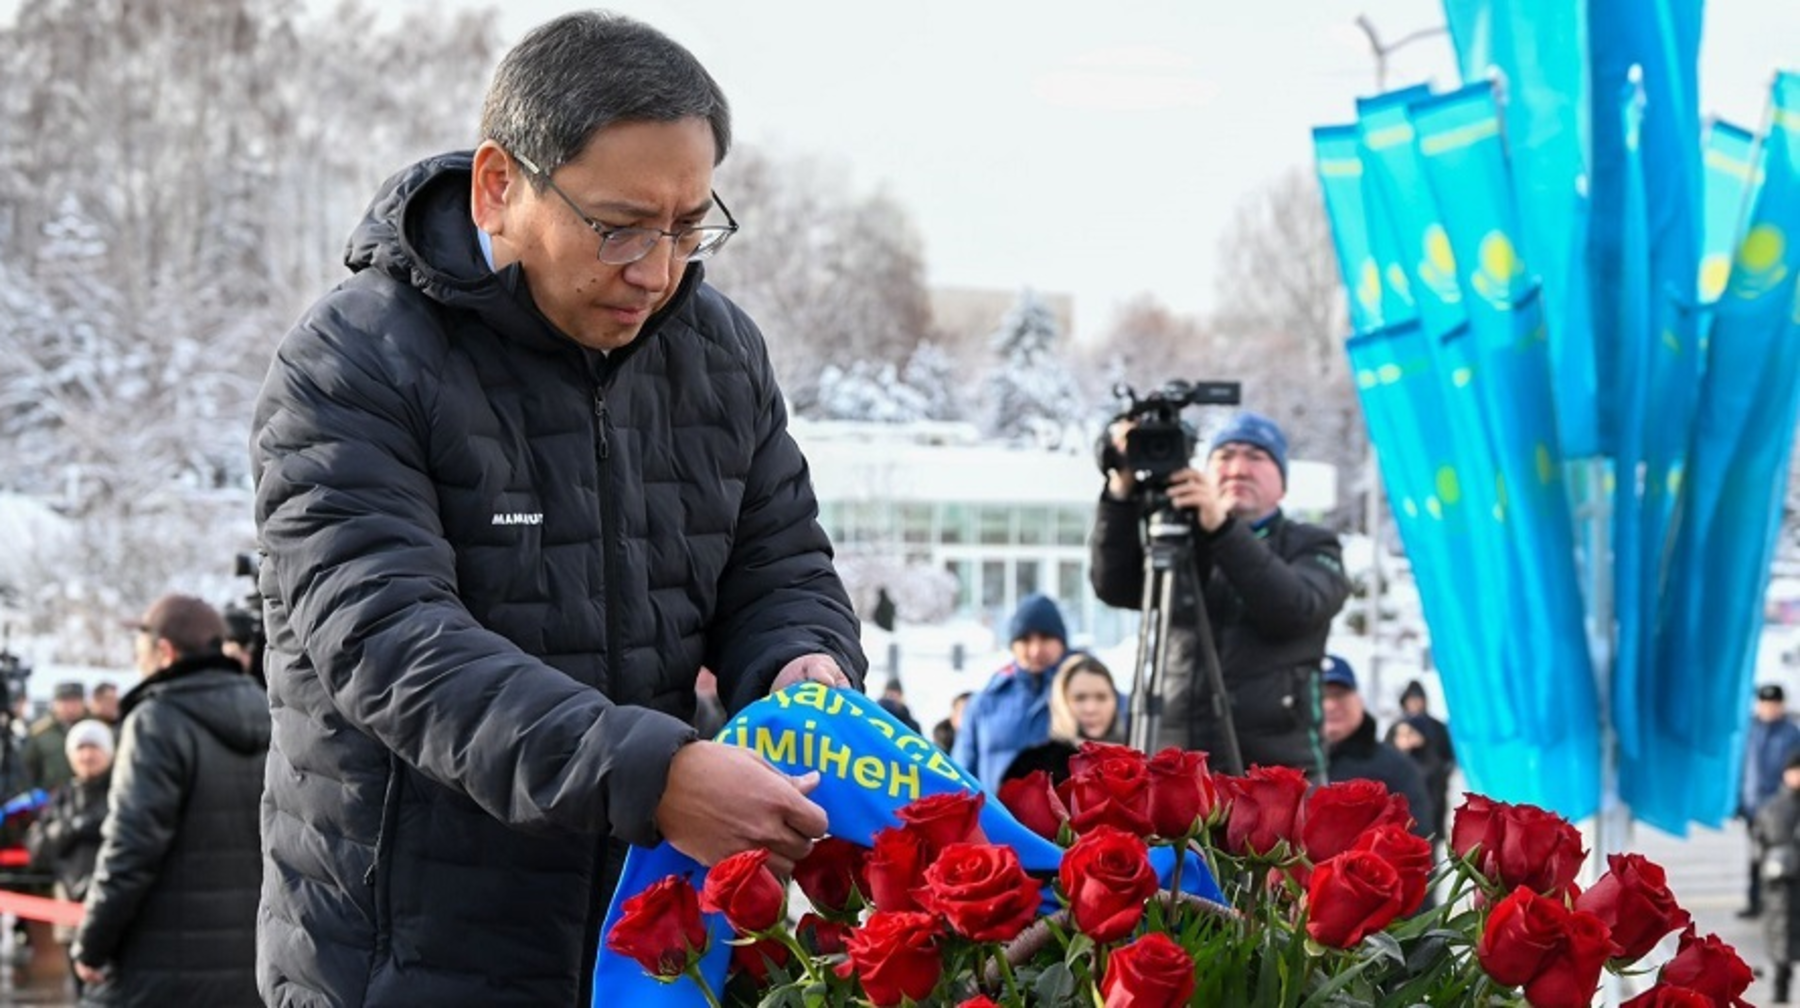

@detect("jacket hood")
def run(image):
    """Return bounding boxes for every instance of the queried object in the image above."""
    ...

[123,654,271,757]
[343,150,701,357]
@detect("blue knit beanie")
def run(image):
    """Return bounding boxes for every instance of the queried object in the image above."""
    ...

[1008,593,1067,645]
[1208,411,1288,484]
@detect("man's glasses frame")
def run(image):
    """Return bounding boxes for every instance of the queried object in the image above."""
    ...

[510,151,738,266]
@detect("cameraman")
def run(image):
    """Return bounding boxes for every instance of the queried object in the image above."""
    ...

[1090,411,1349,778]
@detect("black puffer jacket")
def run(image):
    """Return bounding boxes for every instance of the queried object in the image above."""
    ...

[25,769,110,902]
[1090,501,1349,776]
[70,655,270,1007]
[251,152,864,1006]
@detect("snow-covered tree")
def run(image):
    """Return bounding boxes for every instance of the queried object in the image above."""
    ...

[978,289,1089,448]
[901,341,967,422]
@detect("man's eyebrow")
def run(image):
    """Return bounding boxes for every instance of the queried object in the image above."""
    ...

[585,196,715,221]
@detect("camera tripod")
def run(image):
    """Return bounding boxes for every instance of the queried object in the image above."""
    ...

[1125,496,1245,776]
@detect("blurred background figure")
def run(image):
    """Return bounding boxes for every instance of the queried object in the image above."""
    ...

[1049,654,1125,745]
[1396,680,1455,778]
[1752,751,1800,1003]
[932,691,971,754]
[876,679,920,733]
[88,683,121,731]
[1744,683,1800,919]
[1386,715,1450,845]
[25,718,114,992]
[952,593,1071,790]
[20,682,88,794]
[1320,655,1431,841]
[71,593,269,1004]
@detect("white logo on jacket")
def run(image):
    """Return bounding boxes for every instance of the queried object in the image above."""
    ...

[490,512,544,526]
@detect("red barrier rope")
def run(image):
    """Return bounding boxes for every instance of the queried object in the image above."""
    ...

[0,889,83,927]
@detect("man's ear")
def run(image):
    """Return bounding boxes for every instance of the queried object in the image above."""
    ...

[471,141,519,235]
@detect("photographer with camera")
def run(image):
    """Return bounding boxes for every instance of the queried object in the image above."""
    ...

[1091,408,1349,779]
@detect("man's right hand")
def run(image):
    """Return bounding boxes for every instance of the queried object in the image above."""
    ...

[654,740,827,874]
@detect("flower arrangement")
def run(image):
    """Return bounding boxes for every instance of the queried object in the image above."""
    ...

[607,741,1753,1007]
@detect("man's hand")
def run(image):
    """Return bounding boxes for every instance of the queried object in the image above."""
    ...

[74,962,106,986]
[655,741,827,874]
[1104,420,1137,500]
[770,654,849,692]
[1166,467,1230,532]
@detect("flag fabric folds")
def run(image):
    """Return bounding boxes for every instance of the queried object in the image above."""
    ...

[1323,3,1798,835]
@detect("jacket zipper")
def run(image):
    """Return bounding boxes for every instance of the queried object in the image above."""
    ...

[592,384,620,688]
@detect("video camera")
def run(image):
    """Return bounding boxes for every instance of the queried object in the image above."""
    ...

[1104,380,1242,490]
[225,551,266,684]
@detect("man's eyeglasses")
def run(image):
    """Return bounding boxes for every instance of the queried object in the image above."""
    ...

[511,151,738,266]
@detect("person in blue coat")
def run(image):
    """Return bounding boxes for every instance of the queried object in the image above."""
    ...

[1742,683,1800,918]
[953,594,1073,791]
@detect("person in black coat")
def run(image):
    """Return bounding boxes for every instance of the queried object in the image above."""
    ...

[1386,714,1451,844]
[1091,411,1350,777]
[1319,656,1432,842]
[25,717,114,984]
[1754,751,1800,1002]
[71,594,270,1007]
[250,14,865,1007]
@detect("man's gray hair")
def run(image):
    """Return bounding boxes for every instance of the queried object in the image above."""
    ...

[480,10,731,186]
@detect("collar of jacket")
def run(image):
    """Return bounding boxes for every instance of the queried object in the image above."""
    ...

[121,652,247,718]
[1331,709,1381,758]
[345,150,703,367]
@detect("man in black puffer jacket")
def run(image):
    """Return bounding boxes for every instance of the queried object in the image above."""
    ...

[1091,411,1349,778]
[71,594,269,1006]
[251,12,865,1008]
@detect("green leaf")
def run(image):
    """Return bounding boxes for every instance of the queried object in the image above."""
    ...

[1033,962,1081,1007]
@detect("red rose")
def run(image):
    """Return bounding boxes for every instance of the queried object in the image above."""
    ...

[1455,797,1585,896]
[1450,793,1498,861]
[959,998,1001,1008]
[798,912,852,955]
[699,848,786,933]
[1222,765,1309,856]
[1521,907,1611,1008]
[867,826,932,912]
[1573,853,1691,961]
[1476,886,1611,1008]
[604,875,708,979]
[1476,887,1566,987]
[1300,778,1412,863]
[1059,825,1159,943]
[999,770,1070,842]
[838,910,945,1007]
[1352,824,1435,916]
[1620,985,1716,1007]
[792,836,870,916]
[1305,849,1405,948]
[1146,747,1214,839]
[729,935,790,984]
[1066,745,1154,837]
[1656,926,1754,1004]
[896,791,986,849]
[917,841,1044,943]
[1100,931,1196,1008]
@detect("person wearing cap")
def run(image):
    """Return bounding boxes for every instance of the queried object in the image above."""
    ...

[1742,683,1800,918]
[70,593,270,1004]
[24,718,114,982]
[1319,655,1431,843]
[953,593,1075,791]
[1752,749,1800,1002]
[250,14,864,1006]
[88,682,121,729]
[19,680,89,794]
[1092,409,1350,777]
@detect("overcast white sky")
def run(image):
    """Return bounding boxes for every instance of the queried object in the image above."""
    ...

[8,1,1796,337]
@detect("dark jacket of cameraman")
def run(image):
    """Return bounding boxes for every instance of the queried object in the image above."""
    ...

[251,152,864,1007]
[1090,499,1348,777]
